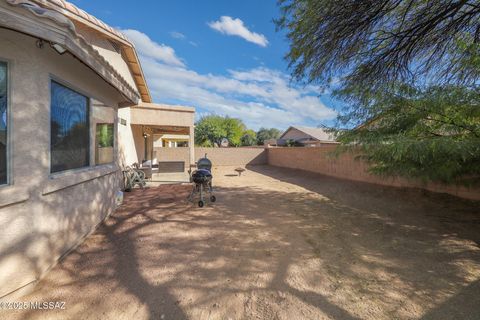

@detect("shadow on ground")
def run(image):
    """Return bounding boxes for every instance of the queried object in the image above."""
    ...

[3,166,480,320]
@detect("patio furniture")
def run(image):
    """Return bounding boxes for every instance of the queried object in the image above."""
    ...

[122,166,146,191]
[188,154,216,207]
[138,166,152,179]
[157,161,184,173]
[235,167,246,176]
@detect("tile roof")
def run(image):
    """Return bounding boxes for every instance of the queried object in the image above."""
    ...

[29,0,152,102]
[280,126,337,142]
[46,0,129,43]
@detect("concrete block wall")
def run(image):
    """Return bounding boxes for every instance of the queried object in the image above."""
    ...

[195,147,267,166]
[267,146,480,201]
[153,147,267,168]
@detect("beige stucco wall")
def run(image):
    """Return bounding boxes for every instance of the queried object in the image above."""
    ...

[130,104,195,127]
[117,121,153,166]
[268,146,480,201]
[195,147,267,166]
[118,108,141,166]
[148,147,267,169]
[0,28,125,298]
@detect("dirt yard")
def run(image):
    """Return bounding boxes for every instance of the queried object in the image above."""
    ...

[3,166,480,320]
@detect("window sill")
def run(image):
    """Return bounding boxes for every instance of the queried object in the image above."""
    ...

[43,164,119,195]
[0,185,30,208]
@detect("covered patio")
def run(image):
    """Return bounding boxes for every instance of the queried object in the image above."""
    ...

[119,103,195,183]
[4,166,479,320]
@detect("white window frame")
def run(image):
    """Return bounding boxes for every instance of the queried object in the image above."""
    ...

[47,75,118,181]
[92,105,116,166]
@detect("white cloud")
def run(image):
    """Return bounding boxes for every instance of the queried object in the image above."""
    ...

[122,29,184,67]
[208,16,269,47]
[169,31,186,39]
[169,31,198,47]
[125,29,335,129]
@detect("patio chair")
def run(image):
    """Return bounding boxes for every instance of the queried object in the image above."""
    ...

[122,165,147,191]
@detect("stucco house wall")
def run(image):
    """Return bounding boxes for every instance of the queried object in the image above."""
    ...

[0,27,126,298]
[117,107,141,166]
[0,0,194,299]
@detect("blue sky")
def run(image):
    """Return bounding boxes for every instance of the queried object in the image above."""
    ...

[70,0,340,130]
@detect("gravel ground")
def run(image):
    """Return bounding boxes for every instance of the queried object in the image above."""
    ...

[2,165,480,320]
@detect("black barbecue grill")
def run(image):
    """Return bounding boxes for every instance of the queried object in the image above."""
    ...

[188,154,216,207]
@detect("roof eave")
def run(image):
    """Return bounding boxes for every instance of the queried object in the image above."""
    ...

[29,0,152,103]
[2,1,141,105]
[122,45,152,103]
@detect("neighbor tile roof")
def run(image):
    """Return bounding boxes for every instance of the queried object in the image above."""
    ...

[280,126,337,142]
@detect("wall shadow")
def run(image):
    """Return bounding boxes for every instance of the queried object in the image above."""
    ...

[4,165,480,319]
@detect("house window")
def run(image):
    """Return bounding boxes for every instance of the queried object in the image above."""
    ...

[95,123,114,164]
[177,141,188,147]
[92,101,115,165]
[0,62,7,184]
[50,81,89,173]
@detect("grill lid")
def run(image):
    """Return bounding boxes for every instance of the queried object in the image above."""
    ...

[197,154,212,170]
[192,169,212,183]
[192,169,212,178]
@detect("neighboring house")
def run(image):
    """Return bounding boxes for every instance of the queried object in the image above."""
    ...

[0,0,194,299]
[266,126,338,147]
[220,138,229,148]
